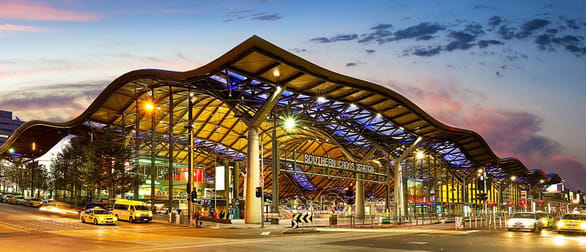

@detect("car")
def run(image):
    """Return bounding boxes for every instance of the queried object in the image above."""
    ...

[6,195,18,204]
[112,199,152,223]
[26,198,43,207]
[13,196,25,205]
[80,208,117,225]
[507,212,544,232]
[39,201,80,216]
[535,212,554,229]
[1,194,13,203]
[556,213,586,234]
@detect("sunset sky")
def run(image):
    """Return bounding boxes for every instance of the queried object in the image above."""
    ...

[1,0,585,190]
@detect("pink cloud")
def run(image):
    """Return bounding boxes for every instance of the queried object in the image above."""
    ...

[0,23,46,32]
[386,80,586,191]
[0,1,99,22]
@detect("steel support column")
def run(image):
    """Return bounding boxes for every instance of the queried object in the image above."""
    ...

[393,136,422,224]
[271,116,280,215]
[168,88,174,213]
[245,127,261,224]
[187,91,194,226]
[356,173,365,219]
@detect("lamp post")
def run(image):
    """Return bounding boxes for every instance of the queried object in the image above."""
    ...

[144,98,156,214]
[510,176,516,214]
[31,142,36,198]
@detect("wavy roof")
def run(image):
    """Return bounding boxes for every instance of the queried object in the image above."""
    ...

[0,35,539,197]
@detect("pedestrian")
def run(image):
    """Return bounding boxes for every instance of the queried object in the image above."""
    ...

[194,208,201,228]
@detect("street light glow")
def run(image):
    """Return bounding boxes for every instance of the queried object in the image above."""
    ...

[284,117,296,130]
[511,176,517,181]
[144,101,155,112]
[540,179,545,183]
[32,142,36,151]
[416,151,424,160]
[273,69,280,78]
[317,96,326,103]
[8,148,14,153]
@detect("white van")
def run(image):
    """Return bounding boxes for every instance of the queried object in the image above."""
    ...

[112,199,152,223]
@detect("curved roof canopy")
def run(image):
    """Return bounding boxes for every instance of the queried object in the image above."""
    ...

[0,36,537,196]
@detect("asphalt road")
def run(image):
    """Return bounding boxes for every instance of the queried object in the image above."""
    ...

[1,203,585,251]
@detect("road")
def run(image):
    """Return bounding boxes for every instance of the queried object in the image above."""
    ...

[1,203,585,251]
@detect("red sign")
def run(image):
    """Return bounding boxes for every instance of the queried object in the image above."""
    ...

[538,200,544,207]
[507,200,514,206]
[488,201,495,207]
[194,169,204,183]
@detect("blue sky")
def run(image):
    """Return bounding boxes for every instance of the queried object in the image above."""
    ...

[1,0,585,189]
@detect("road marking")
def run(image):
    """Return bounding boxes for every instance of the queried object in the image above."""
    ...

[142,238,270,251]
[464,230,482,233]
[260,231,271,235]
[407,241,429,245]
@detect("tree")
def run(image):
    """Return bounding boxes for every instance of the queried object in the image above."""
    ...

[85,129,137,199]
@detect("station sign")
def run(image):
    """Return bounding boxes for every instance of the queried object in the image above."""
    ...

[303,153,375,173]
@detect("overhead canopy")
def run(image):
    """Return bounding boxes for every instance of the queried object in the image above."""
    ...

[0,35,540,197]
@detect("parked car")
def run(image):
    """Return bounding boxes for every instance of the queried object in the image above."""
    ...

[24,198,43,207]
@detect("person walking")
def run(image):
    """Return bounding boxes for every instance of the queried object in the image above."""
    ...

[194,208,201,228]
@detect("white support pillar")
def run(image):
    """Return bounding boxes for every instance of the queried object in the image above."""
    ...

[245,127,261,224]
[392,136,422,223]
[356,173,365,219]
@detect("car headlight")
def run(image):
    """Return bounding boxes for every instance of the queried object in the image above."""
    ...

[99,217,104,221]
[581,223,586,230]
[507,219,515,226]
[149,213,152,217]
[541,219,547,224]
[136,213,141,217]
[557,221,565,228]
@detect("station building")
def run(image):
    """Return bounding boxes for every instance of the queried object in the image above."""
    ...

[0,36,574,223]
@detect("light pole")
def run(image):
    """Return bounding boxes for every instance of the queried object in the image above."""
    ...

[510,176,516,214]
[31,142,36,198]
[144,98,156,214]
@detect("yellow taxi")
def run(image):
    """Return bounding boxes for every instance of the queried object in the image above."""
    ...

[536,212,554,229]
[556,213,586,233]
[80,208,117,225]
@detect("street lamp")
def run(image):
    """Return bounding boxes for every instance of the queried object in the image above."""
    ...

[283,117,296,130]
[416,151,424,160]
[145,99,156,214]
[31,142,36,198]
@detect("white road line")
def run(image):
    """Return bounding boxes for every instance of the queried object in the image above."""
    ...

[407,241,429,245]
[142,239,270,251]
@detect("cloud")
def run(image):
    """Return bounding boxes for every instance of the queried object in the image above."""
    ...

[386,79,586,190]
[358,23,393,44]
[310,34,358,43]
[516,18,550,38]
[392,22,445,41]
[477,40,504,48]
[472,4,496,10]
[345,60,364,67]
[251,12,282,21]
[0,24,47,32]
[365,49,376,54]
[488,16,503,28]
[444,32,476,52]
[410,46,442,57]
[223,10,282,22]
[0,82,107,122]
[0,1,99,22]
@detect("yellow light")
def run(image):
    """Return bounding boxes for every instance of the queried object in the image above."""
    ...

[557,221,564,228]
[540,179,545,183]
[8,148,14,153]
[477,168,483,173]
[581,222,586,230]
[273,69,280,78]
[349,103,356,108]
[284,117,296,130]
[416,151,424,160]
[32,142,36,151]
[144,102,155,112]
[511,176,517,181]
[376,113,382,118]
[317,96,326,103]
